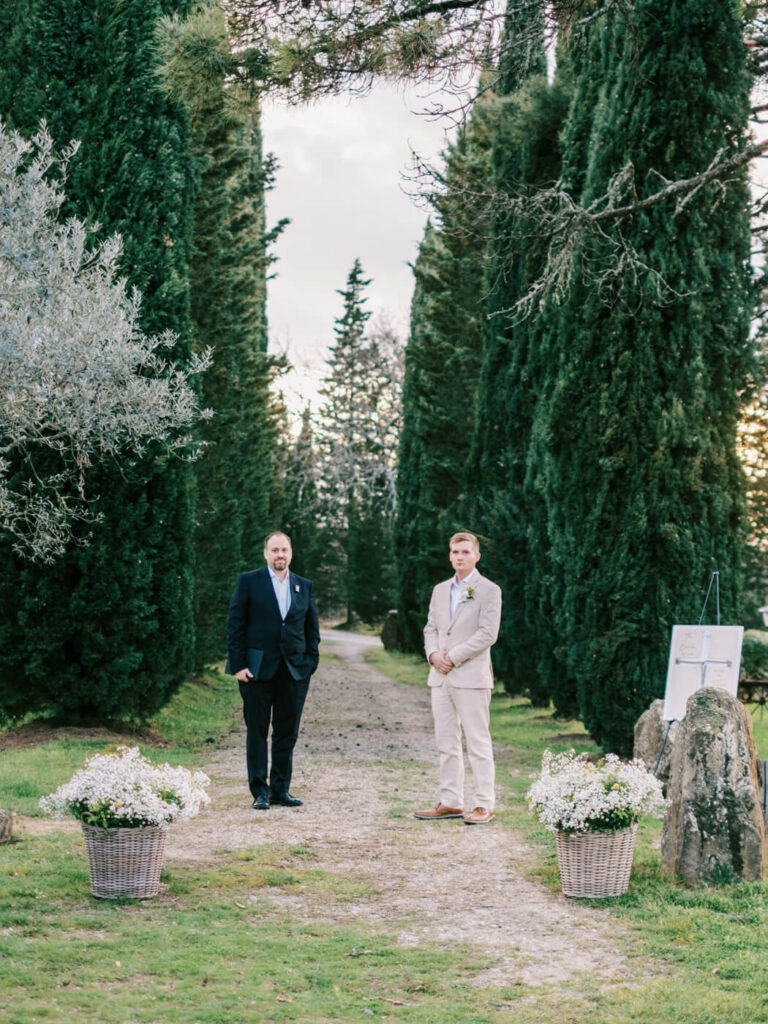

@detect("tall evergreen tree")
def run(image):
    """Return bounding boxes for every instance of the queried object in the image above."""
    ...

[281,406,322,581]
[740,332,768,624]
[316,261,402,622]
[394,93,499,651]
[158,5,282,667]
[394,227,442,650]
[541,0,754,753]
[0,0,199,722]
[189,103,278,667]
[524,20,622,718]
[466,9,573,704]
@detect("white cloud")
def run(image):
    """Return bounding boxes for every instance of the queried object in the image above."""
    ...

[262,84,451,416]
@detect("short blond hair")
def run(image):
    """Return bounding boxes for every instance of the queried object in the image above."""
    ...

[449,531,480,551]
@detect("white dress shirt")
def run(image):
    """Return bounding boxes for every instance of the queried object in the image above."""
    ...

[450,568,479,617]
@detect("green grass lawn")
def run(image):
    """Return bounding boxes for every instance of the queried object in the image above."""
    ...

[0,666,240,818]
[4,650,768,1022]
[2,833,498,1024]
[367,647,768,1023]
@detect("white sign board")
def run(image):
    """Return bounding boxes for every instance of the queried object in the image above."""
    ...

[662,625,743,722]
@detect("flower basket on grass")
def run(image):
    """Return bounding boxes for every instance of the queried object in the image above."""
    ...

[40,746,210,899]
[526,749,665,898]
[80,823,169,899]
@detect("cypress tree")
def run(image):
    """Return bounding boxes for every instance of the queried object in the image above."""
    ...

[157,6,280,666]
[741,374,768,623]
[0,0,198,722]
[395,227,444,650]
[188,102,274,666]
[394,95,499,651]
[466,12,572,703]
[543,0,754,753]
[509,25,618,718]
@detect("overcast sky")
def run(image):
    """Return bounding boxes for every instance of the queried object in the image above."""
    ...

[261,85,455,416]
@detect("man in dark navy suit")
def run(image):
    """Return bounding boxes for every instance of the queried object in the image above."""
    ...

[227,531,320,810]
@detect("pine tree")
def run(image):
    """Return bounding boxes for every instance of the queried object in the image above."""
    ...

[542,0,754,753]
[0,0,199,722]
[316,261,402,623]
[281,406,322,581]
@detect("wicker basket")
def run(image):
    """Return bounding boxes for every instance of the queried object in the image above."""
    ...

[555,823,638,898]
[81,823,168,899]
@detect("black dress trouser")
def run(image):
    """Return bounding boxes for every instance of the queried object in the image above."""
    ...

[239,659,310,799]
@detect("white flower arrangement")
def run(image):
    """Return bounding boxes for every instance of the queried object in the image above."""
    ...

[40,746,211,830]
[526,749,665,834]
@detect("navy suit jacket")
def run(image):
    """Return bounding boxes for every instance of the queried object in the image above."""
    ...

[226,567,320,682]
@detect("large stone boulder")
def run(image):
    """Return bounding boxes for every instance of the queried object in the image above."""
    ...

[0,809,13,844]
[381,610,399,651]
[661,687,765,884]
[634,699,678,792]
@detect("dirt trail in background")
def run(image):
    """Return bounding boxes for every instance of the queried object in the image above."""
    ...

[160,631,645,991]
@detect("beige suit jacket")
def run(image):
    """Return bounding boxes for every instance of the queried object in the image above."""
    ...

[423,572,502,688]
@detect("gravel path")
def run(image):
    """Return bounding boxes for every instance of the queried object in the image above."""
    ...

[166,630,641,990]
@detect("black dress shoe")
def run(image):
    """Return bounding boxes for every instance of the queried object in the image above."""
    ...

[252,793,270,810]
[270,792,302,807]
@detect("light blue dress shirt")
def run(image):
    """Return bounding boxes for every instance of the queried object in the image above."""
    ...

[269,568,291,620]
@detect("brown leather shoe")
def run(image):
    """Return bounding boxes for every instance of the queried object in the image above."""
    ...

[413,803,464,820]
[463,807,495,825]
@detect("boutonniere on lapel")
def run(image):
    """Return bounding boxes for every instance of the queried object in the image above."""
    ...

[294,585,300,593]
[462,586,476,602]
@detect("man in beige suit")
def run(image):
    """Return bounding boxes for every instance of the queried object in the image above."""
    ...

[415,532,502,825]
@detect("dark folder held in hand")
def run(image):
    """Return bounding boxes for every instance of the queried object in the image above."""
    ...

[226,648,263,678]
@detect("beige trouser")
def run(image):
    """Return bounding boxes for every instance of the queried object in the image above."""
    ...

[431,682,495,810]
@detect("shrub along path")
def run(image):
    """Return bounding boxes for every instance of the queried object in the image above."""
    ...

[167,631,649,992]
